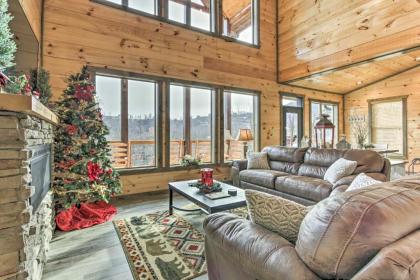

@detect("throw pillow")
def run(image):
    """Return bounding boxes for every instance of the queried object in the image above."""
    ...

[346,173,382,192]
[247,152,270,170]
[324,158,358,184]
[245,189,309,243]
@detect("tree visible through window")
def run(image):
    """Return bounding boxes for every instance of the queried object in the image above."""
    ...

[169,84,214,165]
[96,75,157,169]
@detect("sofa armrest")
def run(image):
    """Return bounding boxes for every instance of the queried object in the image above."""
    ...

[231,160,248,187]
[232,159,248,171]
[382,158,391,181]
[204,213,320,280]
[333,173,387,189]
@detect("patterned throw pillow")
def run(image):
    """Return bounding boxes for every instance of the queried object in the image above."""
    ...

[324,158,358,184]
[346,173,382,192]
[247,152,270,170]
[245,190,309,243]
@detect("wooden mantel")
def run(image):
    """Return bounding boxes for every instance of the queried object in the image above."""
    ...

[0,93,58,124]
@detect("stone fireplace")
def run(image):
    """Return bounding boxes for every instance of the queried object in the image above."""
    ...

[0,95,58,279]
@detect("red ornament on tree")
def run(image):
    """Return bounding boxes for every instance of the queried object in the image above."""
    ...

[74,83,94,101]
[66,124,78,135]
[87,161,104,182]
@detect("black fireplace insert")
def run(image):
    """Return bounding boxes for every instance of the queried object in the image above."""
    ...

[29,144,52,213]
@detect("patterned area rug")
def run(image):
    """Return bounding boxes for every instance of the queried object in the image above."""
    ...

[114,207,247,280]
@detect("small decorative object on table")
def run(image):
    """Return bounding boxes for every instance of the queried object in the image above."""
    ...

[188,180,222,194]
[228,189,237,196]
[180,154,202,167]
[201,168,213,186]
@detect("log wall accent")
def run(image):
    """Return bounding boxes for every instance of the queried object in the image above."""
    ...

[278,0,420,82]
[344,67,420,170]
[43,0,343,194]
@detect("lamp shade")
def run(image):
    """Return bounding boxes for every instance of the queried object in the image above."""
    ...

[236,128,254,141]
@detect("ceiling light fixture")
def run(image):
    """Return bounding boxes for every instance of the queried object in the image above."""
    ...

[357,81,363,85]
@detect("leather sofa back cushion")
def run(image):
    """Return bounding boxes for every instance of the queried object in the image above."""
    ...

[295,179,420,279]
[344,149,385,174]
[262,146,307,163]
[262,146,307,174]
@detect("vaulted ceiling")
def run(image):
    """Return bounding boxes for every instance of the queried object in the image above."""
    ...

[283,47,420,94]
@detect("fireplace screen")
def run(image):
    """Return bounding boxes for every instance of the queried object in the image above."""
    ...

[29,144,52,212]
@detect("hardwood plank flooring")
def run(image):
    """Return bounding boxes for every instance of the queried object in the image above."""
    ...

[42,192,209,280]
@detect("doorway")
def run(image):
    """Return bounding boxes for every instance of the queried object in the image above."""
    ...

[281,95,303,147]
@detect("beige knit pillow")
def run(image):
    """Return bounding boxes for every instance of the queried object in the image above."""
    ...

[245,190,310,243]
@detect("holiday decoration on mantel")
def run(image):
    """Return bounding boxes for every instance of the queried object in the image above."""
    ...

[53,66,121,222]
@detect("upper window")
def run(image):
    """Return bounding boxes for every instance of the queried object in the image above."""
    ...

[222,0,258,44]
[96,75,158,169]
[97,0,258,46]
[169,83,215,166]
[369,97,407,158]
[224,90,258,161]
[310,101,338,147]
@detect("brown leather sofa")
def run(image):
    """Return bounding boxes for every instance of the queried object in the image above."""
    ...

[232,146,391,205]
[204,176,420,280]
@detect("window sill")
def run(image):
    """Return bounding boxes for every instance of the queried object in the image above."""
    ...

[90,0,260,49]
[116,162,232,176]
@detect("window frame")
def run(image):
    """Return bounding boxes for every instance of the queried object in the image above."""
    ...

[168,82,217,166]
[90,67,261,174]
[309,99,340,147]
[91,0,260,48]
[222,88,260,163]
[368,96,408,159]
[94,72,162,171]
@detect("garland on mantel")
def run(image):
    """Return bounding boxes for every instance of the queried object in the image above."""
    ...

[53,66,122,209]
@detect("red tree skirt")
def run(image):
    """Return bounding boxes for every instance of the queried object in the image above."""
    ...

[55,201,117,231]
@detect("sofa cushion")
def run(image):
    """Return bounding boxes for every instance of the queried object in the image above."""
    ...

[262,146,307,174]
[247,152,270,170]
[296,178,420,279]
[346,173,382,192]
[344,149,385,174]
[324,158,357,184]
[299,148,346,179]
[275,175,333,202]
[240,170,288,189]
[245,189,309,243]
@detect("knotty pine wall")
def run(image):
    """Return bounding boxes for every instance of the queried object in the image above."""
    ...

[345,67,420,169]
[278,0,420,82]
[43,0,343,194]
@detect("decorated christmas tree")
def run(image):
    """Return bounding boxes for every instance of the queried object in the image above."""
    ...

[53,66,121,209]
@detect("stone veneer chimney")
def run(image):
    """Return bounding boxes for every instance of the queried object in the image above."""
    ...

[0,95,58,280]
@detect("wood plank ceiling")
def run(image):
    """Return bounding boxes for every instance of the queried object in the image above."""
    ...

[283,47,420,95]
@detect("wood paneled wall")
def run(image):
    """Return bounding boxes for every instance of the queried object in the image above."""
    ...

[278,0,420,82]
[344,67,420,169]
[17,0,43,42]
[43,0,343,194]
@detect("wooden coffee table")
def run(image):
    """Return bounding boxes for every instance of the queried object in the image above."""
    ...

[168,180,246,215]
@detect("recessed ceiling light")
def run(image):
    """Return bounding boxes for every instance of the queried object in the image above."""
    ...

[357,81,363,85]
[415,57,420,61]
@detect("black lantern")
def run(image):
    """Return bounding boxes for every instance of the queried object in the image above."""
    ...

[314,114,335,149]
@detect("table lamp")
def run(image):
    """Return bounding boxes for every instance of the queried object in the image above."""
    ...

[236,128,254,159]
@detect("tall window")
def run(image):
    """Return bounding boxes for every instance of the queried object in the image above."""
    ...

[222,0,258,44]
[370,97,407,157]
[96,75,158,169]
[224,91,258,161]
[97,0,258,46]
[310,101,338,147]
[169,83,215,166]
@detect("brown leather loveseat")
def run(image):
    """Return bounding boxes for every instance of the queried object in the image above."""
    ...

[232,146,390,205]
[204,176,420,280]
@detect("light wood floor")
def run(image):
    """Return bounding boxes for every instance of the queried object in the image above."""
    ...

[42,192,209,280]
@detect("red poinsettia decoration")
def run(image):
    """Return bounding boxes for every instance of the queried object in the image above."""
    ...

[66,124,78,135]
[87,161,104,182]
[74,84,94,101]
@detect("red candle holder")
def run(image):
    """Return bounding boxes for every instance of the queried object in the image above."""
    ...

[201,168,214,187]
